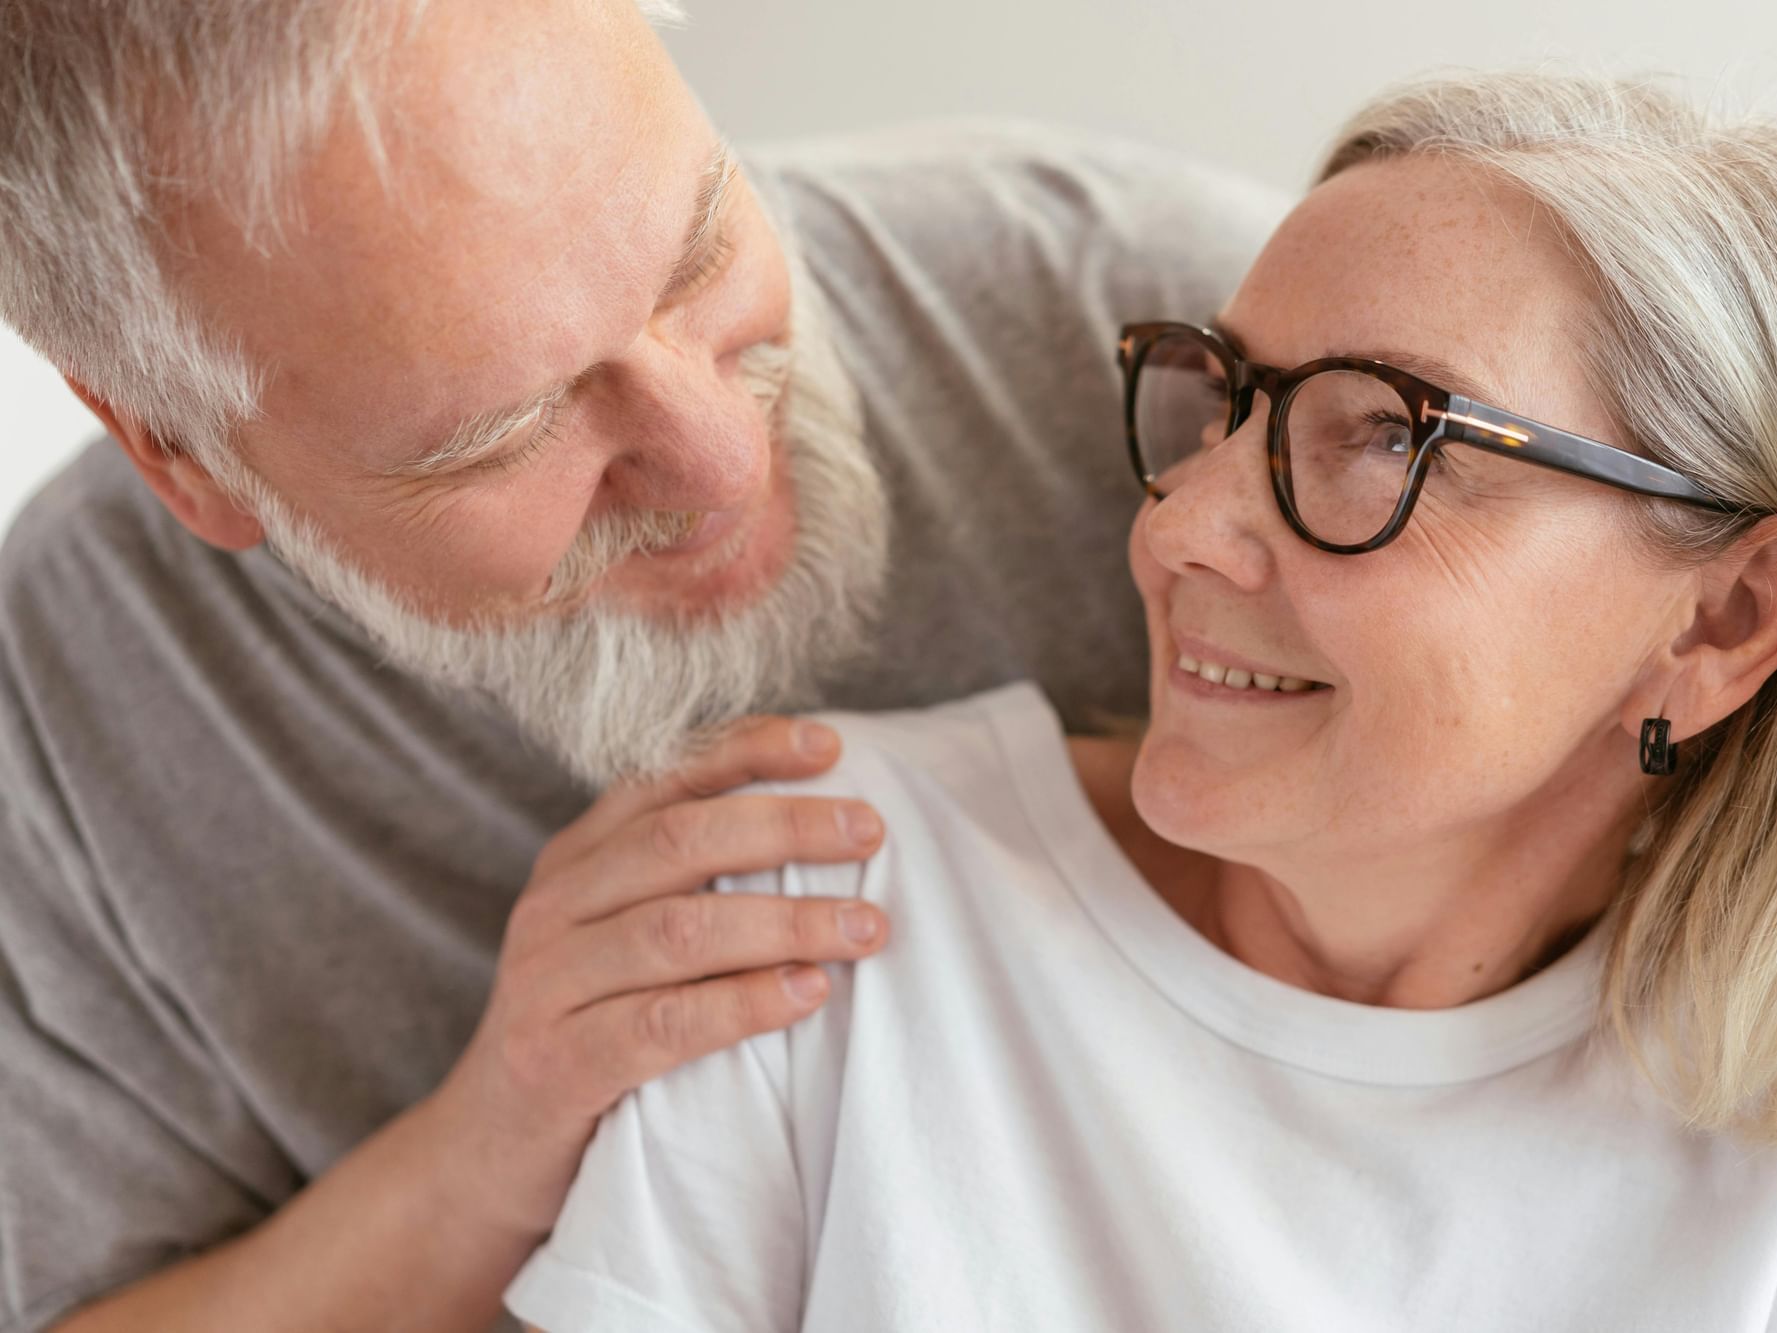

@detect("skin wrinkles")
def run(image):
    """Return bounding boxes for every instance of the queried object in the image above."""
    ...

[374,471,486,558]
[166,0,798,627]
[1116,155,1733,1006]
[403,146,738,468]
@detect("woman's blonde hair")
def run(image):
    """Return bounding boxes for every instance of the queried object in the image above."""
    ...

[1323,71,1777,1136]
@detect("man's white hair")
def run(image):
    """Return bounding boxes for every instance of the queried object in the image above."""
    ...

[0,0,684,471]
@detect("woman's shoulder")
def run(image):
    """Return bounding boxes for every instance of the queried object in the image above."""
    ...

[800,679,1057,808]
[722,681,1067,901]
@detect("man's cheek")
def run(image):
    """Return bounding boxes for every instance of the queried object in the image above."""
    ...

[372,489,593,604]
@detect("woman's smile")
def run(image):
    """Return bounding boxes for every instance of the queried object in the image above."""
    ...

[1168,631,1332,699]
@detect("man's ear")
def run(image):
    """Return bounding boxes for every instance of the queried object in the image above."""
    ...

[64,376,264,552]
[1641,519,1777,744]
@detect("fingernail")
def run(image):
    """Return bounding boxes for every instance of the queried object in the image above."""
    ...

[794,722,838,758]
[839,804,882,845]
[838,902,879,945]
[780,964,828,1004]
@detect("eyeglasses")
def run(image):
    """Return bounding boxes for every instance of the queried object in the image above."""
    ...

[1117,321,1751,555]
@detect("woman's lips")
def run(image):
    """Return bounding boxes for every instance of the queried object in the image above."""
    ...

[1170,657,1331,702]
[1169,632,1333,697]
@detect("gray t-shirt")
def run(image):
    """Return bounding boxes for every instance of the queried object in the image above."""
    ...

[0,123,1282,1332]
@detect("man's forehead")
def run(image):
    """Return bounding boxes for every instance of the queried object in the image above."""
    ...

[184,0,708,458]
[376,1,664,219]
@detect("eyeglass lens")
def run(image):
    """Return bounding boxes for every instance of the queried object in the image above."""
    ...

[1134,332,1420,548]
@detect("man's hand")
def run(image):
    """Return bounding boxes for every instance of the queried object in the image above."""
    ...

[422,715,888,1242]
[51,716,884,1333]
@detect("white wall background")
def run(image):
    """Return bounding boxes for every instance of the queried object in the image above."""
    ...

[4,0,1775,535]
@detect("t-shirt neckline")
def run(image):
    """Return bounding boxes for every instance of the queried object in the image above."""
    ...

[982,681,1603,1087]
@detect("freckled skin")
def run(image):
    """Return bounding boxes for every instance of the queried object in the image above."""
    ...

[1117,157,1711,1005]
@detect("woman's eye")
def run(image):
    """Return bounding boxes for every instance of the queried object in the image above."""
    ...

[1363,411,1413,455]
[1363,413,1457,477]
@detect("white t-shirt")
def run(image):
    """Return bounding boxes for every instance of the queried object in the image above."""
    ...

[506,683,1777,1333]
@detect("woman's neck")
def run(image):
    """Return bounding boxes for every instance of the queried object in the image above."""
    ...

[1067,735,1635,1009]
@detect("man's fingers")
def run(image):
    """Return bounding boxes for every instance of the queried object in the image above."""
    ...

[556,716,843,854]
[539,792,884,924]
[575,965,835,1104]
[534,891,887,1009]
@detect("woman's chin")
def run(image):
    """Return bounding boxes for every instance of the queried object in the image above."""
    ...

[1130,734,1240,856]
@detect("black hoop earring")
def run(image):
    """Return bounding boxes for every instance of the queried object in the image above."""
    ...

[1639,718,1678,776]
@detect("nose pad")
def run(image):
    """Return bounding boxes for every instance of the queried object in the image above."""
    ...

[1230,385,1261,438]
[1227,381,1274,446]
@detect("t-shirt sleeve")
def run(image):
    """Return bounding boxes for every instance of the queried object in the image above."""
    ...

[0,799,296,1333]
[0,609,299,1333]
[502,1032,803,1333]
[504,859,859,1333]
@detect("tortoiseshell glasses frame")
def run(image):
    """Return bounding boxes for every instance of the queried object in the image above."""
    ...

[1118,321,1753,555]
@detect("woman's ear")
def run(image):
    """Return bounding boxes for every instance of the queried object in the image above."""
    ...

[64,376,265,552]
[1648,519,1777,743]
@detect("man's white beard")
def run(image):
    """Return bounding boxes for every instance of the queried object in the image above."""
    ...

[234,271,891,788]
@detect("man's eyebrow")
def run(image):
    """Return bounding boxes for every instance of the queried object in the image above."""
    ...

[661,141,738,299]
[1209,318,1501,403]
[385,381,571,478]
[386,142,738,479]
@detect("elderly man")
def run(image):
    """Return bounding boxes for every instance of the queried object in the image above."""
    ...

[0,1,1278,1330]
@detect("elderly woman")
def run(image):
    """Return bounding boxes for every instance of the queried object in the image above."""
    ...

[506,72,1777,1331]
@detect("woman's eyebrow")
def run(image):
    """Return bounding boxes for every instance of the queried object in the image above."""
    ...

[1207,317,1247,356]
[1348,348,1500,404]
[1212,317,1501,403]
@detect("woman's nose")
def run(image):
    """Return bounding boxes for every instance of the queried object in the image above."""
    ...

[594,335,775,513]
[1142,407,1278,591]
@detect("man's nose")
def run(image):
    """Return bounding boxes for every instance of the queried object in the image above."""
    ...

[1142,406,1277,591]
[595,335,774,513]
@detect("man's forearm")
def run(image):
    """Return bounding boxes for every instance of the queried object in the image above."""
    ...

[53,1094,537,1333]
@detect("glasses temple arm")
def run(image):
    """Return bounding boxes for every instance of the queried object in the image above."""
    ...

[1426,395,1741,511]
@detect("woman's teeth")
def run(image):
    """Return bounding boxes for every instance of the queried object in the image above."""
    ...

[1177,653,1324,693]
